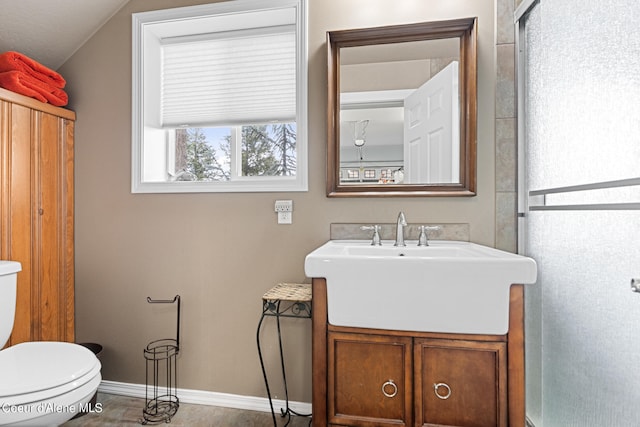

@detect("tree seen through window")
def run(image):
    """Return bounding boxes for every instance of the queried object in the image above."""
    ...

[174,123,296,181]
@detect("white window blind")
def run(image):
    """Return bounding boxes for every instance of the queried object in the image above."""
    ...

[161,29,296,128]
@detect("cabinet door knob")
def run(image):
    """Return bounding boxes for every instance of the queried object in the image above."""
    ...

[434,382,452,400]
[381,379,398,398]
[38,208,44,215]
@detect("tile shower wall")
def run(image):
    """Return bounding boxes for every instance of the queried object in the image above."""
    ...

[495,0,518,252]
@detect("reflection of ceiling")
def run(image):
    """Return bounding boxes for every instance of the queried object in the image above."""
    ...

[341,106,404,147]
[341,38,459,65]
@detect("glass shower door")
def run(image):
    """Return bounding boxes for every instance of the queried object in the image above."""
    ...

[518,0,640,425]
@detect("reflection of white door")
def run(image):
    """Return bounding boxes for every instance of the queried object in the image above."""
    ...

[404,61,459,184]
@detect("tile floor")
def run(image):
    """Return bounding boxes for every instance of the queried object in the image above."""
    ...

[61,393,311,427]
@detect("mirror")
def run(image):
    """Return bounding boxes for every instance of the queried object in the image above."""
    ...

[327,18,477,197]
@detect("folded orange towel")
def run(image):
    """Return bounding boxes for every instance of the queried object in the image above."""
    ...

[0,51,66,89]
[0,71,68,107]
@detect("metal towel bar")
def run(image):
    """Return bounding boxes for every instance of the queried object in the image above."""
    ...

[527,177,640,211]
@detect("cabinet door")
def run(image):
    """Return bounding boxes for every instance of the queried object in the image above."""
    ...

[36,111,74,341]
[1,102,33,344]
[415,339,507,427]
[328,332,413,427]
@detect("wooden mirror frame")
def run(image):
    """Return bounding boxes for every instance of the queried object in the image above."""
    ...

[327,18,477,197]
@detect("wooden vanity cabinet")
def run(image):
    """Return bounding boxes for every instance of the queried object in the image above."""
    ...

[0,88,75,345]
[313,278,525,427]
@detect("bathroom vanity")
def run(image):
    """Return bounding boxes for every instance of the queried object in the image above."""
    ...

[305,240,537,427]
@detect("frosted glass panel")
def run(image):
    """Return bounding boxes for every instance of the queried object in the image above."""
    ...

[523,6,543,425]
[522,0,640,425]
[525,0,640,192]
[528,211,640,425]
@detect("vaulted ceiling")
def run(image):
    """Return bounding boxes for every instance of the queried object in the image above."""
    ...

[0,0,129,70]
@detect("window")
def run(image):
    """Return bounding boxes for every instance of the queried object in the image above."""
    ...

[346,170,359,179]
[132,0,307,193]
[363,170,376,180]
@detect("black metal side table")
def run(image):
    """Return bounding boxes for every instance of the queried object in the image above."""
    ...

[256,283,312,427]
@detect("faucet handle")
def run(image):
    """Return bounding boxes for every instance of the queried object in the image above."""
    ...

[417,225,441,246]
[360,225,382,246]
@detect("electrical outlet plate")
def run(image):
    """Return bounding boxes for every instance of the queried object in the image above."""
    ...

[275,200,293,224]
[278,211,292,224]
[274,200,293,212]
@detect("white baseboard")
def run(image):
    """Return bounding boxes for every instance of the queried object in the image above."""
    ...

[98,380,312,415]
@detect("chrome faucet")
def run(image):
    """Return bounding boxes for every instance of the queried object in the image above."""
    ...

[394,211,407,247]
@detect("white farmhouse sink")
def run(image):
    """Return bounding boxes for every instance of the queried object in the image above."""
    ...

[304,240,537,335]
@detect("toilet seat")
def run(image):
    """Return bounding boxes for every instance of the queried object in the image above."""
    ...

[0,341,101,407]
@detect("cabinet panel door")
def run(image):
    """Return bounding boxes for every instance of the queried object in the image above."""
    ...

[329,332,413,427]
[2,103,34,345]
[37,112,64,340]
[415,339,507,427]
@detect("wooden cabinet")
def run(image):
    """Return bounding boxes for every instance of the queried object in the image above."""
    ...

[313,278,525,427]
[414,339,507,427]
[0,87,75,346]
[327,333,507,427]
[328,332,413,426]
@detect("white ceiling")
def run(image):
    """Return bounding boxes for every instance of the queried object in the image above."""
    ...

[0,0,129,70]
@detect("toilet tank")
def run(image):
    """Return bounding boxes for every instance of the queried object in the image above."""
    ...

[0,261,21,348]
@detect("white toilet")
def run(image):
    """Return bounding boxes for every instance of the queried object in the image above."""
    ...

[0,261,102,426]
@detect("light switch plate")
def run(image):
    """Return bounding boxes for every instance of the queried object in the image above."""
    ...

[275,200,293,212]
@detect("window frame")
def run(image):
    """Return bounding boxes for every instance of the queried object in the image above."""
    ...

[131,0,308,193]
